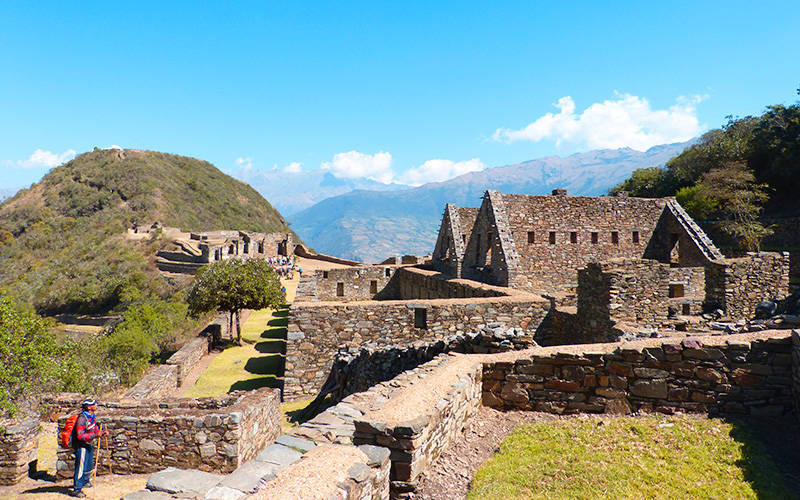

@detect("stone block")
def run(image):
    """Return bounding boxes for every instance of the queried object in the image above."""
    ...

[254,444,302,467]
[146,467,223,497]
[218,460,278,493]
[275,434,316,453]
[630,379,668,399]
[204,486,247,500]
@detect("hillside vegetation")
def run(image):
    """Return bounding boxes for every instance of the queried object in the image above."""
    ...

[0,149,297,405]
[612,99,800,250]
[0,148,295,315]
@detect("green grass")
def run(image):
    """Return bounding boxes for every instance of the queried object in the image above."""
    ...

[183,307,287,398]
[469,415,794,500]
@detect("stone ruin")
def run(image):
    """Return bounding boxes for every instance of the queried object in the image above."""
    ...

[155,230,296,274]
[2,189,799,499]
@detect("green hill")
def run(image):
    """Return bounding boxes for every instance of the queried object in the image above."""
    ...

[0,148,297,315]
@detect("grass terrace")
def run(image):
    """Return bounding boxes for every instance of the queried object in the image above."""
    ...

[469,415,794,499]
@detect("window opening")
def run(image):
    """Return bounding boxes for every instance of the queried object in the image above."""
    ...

[414,308,428,329]
[632,231,640,244]
[527,231,535,244]
[611,232,619,245]
[591,232,599,244]
[370,280,378,294]
[570,232,577,244]
[549,232,556,245]
[336,282,344,297]
[323,271,329,279]
[385,268,391,277]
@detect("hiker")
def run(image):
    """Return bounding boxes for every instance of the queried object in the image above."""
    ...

[70,398,108,498]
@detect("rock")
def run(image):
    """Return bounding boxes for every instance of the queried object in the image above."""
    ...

[348,462,372,482]
[146,467,223,497]
[204,486,247,500]
[255,444,302,467]
[275,434,317,453]
[139,439,164,452]
[358,444,390,467]
[123,491,173,500]
[630,379,668,399]
[218,460,279,493]
[604,398,632,415]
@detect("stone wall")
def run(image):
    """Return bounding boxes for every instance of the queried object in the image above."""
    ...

[706,252,790,320]
[285,295,549,400]
[55,389,281,478]
[321,325,534,402]
[392,267,510,300]
[0,418,39,485]
[668,266,706,298]
[577,259,670,332]
[499,193,668,293]
[308,266,397,302]
[122,334,211,400]
[352,355,483,497]
[483,334,795,416]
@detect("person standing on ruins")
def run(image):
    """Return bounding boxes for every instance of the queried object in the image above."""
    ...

[70,398,108,498]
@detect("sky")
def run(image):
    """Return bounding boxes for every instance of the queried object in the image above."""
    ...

[1,1,799,191]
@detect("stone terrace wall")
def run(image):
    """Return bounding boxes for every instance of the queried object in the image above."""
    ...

[0,418,38,486]
[577,259,670,333]
[286,295,549,400]
[122,334,211,400]
[55,388,281,478]
[501,193,668,293]
[352,355,483,497]
[706,252,790,320]
[483,334,794,416]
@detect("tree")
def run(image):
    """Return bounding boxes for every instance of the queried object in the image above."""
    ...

[0,293,62,416]
[699,162,772,252]
[610,167,675,198]
[186,259,285,345]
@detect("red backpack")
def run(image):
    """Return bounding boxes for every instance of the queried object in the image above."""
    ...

[60,414,79,448]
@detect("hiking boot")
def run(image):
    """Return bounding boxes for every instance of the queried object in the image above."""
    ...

[84,482,92,488]
[69,491,87,498]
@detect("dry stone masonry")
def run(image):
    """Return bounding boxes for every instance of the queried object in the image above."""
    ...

[706,252,790,320]
[0,418,38,486]
[483,333,795,416]
[55,388,281,478]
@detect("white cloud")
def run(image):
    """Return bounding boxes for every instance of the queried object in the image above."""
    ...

[321,151,393,183]
[399,158,485,186]
[235,157,253,171]
[283,162,303,173]
[108,144,122,150]
[15,149,76,169]
[492,93,705,151]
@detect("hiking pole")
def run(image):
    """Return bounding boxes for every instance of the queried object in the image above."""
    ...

[90,424,103,500]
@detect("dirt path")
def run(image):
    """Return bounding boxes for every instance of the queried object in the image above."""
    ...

[0,474,149,500]
[416,407,563,499]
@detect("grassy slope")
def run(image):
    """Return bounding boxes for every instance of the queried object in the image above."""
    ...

[469,415,793,499]
[0,148,297,315]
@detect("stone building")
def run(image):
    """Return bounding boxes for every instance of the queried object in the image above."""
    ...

[156,230,294,274]
[433,189,725,295]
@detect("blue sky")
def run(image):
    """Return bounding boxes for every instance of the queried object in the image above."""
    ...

[1,1,799,190]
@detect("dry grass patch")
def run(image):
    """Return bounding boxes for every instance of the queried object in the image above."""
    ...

[469,414,793,499]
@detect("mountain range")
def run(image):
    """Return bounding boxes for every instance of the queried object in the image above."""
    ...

[233,169,407,216]
[288,142,692,262]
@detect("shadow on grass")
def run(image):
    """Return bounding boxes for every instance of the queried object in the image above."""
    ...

[285,395,337,425]
[229,376,282,391]
[725,416,800,498]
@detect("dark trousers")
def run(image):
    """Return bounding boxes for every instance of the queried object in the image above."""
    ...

[73,445,93,492]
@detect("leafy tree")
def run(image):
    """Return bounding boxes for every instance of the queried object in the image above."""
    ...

[186,259,285,345]
[675,185,718,221]
[749,104,800,210]
[610,167,675,198]
[699,162,772,251]
[0,294,68,416]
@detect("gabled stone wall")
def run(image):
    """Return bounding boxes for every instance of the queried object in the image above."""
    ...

[706,252,790,320]
[497,193,667,293]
